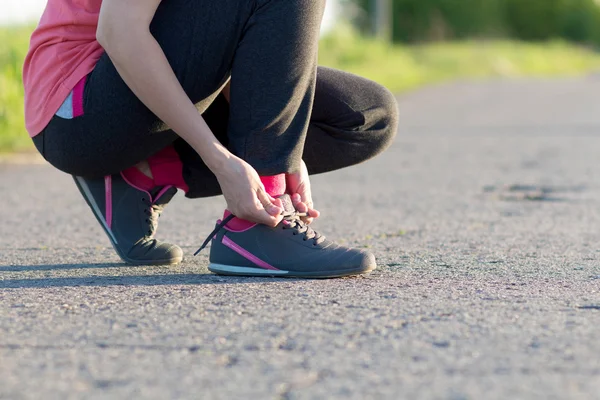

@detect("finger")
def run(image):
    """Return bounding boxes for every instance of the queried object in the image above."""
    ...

[300,216,314,225]
[255,189,284,226]
[271,197,283,211]
[300,190,313,209]
[237,200,282,227]
[300,207,319,225]
[291,193,302,208]
[295,201,309,214]
[290,193,309,213]
[296,199,318,216]
[256,187,283,217]
[308,208,320,218]
[253,208,283,227]
[267,193,280,204]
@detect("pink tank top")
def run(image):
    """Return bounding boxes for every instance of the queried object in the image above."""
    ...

[23,0,104,137]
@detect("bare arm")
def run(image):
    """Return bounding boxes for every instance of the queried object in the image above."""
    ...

[97,0,227,170]
[97,0,282,225]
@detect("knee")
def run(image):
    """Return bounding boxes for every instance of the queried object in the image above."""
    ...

[360,81,399,158]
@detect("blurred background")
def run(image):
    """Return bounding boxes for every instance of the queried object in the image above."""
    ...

[2,0,600,153]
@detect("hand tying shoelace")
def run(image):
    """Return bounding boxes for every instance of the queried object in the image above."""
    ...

[194,210,325,256]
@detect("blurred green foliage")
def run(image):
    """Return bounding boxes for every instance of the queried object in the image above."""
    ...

[0,25,30,153]
[319,24,600,92]
[358,0,600,45]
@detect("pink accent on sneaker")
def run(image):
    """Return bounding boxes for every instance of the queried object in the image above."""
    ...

[120,171,152,200]
[121,171,173,203]
[72,76,86,117]
[147,146,189,193]
[153,185,175,204]
[122,166,155,191]
[105,175,112,229]
[222,236,279,271]
[222,210,257,233]
[260,174,285,197]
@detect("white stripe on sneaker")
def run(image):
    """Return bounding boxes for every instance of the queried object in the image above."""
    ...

[208,263,288,276]
[75,176,119,245]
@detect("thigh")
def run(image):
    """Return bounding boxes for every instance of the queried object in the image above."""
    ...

[43,0,254,177]
[82,0,254,142]
[88,0,252,113]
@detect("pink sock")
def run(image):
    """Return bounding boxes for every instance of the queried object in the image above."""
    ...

[147,145,189,193]
[122,165,155,192]
[259,174,286,197]
[225,173,286,230]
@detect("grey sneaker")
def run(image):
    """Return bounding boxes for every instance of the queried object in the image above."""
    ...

[73,172,183,265]
[195,194,376,278]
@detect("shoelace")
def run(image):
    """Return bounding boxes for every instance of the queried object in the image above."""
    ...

[141,198,161,236]
[280,210,325,245]
[194,214,235,256]
[194,210,325,256]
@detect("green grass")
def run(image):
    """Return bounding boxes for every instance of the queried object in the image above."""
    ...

[0,25,31,153]
[2,24,600,153]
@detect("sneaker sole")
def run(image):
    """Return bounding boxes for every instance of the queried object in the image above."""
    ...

[207,263,376,279]
[73,176,182,266]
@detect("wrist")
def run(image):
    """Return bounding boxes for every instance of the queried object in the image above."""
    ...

[202,143,232,172]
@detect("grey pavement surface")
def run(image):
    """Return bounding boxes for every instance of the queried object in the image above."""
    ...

[2,77,600,399]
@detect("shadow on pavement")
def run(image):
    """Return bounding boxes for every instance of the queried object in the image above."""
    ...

[1,263,126,272]
[0,273,301,288]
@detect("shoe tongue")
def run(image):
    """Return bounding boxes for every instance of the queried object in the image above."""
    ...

[276,194,296,213]
[150,186,177,205]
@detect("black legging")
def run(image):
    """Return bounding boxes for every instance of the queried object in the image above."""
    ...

[32,0,399,199]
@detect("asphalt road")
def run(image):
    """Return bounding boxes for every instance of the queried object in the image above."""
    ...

[2,77,600,400]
